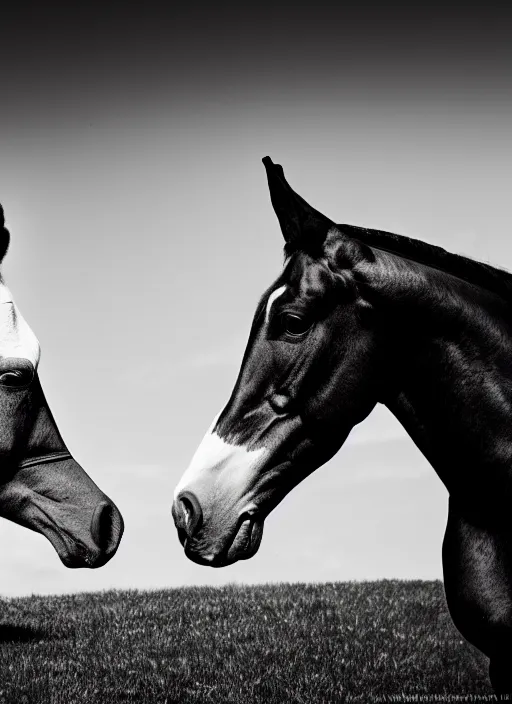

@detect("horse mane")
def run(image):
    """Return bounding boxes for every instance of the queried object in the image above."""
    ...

[339,223,512,303]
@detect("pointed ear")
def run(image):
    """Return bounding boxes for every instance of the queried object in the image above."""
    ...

[262,156,334,253]
[0,205,10,263]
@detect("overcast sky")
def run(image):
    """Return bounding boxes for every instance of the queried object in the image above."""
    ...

[0,4,510,595]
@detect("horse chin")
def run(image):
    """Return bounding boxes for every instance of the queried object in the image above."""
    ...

[46,530,117,569]
[50,537,102,568]
[185,517,264,567]
[225,516,264,565]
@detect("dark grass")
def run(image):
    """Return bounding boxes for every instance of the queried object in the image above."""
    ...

[0,580,496,703]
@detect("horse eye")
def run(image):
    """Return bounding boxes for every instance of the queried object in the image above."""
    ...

[282,313,312,337]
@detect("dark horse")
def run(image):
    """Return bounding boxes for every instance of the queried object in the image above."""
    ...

[0,205,123,568]
[173,158,512,693]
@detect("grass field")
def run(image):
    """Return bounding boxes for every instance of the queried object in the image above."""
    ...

[0,580,496,703]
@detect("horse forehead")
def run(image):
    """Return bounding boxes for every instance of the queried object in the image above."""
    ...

[285,255,332,298]
[0,281,40,368]
[263,256,333,324]
[0,283,17,331]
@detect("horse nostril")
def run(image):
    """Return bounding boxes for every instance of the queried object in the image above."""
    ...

[91,502,115,552]
[0,358,35,388]
[173,491,203,540]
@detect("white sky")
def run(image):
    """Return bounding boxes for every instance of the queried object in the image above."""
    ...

[0,6,510,595]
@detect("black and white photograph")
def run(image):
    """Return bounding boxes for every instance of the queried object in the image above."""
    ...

[0,3,511,702]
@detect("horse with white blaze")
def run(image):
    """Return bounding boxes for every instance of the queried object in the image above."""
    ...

[0,205,123,569]
[174,157,512,694]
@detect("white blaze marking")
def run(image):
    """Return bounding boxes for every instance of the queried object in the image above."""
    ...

[175,285,288,505]
[0,282,40,369]
[174,412,267,501]
[265,285,286,324]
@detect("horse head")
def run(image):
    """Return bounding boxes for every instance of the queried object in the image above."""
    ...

[0,206,124,568]
[173,158,383,566]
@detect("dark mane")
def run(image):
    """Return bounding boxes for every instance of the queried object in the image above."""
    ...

[339,223,512,303]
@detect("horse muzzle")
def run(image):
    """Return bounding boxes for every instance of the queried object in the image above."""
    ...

[172,490,264,566]
[53,499,124,569]
[0,454,124,569]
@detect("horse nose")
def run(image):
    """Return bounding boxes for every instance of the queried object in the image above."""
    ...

[0,358,35,388]
[91,502,119,554]
[173,491,203,543]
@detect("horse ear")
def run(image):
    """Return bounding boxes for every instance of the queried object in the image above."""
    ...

[262,157,334,252]
[0,205,10,263]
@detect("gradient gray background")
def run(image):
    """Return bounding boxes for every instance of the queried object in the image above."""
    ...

[0,4,510,595]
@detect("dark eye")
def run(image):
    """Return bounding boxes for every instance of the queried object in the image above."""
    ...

[282,313,312,337]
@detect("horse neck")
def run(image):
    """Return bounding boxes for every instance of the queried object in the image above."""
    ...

[367,249,512,508]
